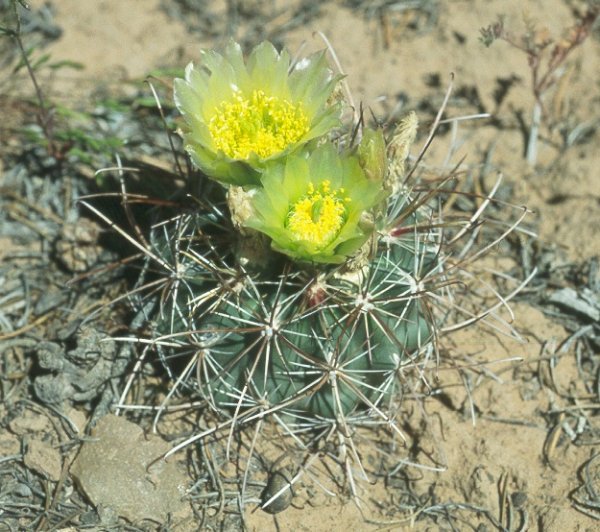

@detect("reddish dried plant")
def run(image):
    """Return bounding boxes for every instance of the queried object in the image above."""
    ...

[481,6,599,164]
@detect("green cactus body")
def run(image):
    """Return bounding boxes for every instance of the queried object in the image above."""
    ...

[147,204,438,423]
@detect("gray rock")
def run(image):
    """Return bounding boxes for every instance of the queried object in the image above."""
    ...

[71,414,191,524]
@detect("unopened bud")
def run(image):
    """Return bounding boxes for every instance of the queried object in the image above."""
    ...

[357,127,387,182]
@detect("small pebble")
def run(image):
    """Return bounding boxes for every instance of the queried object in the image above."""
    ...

[261,468,293,514]
[511,491,528,509]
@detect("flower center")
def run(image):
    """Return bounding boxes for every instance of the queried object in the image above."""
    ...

[208,89,309,160]
[286,181,350,248]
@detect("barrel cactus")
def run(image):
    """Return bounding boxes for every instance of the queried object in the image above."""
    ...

[138,40,442,453]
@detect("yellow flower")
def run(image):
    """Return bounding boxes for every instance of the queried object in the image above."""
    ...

[246,144,386,263]
[174,41,341,186]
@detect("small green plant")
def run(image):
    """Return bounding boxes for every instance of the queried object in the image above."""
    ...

[0,0,127,170]
[0,0,59,157]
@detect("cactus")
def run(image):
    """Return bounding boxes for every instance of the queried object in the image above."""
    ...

[80,39,533,522]
[125,41,445,482]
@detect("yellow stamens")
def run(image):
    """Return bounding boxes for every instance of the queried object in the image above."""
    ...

[286,180,350,248]
[208,89,309,160]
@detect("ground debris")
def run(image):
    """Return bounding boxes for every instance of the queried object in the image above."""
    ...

[548,287,600,322]
[33,327,119,405]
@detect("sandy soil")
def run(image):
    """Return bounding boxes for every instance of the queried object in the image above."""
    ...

[2,0,599,530]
